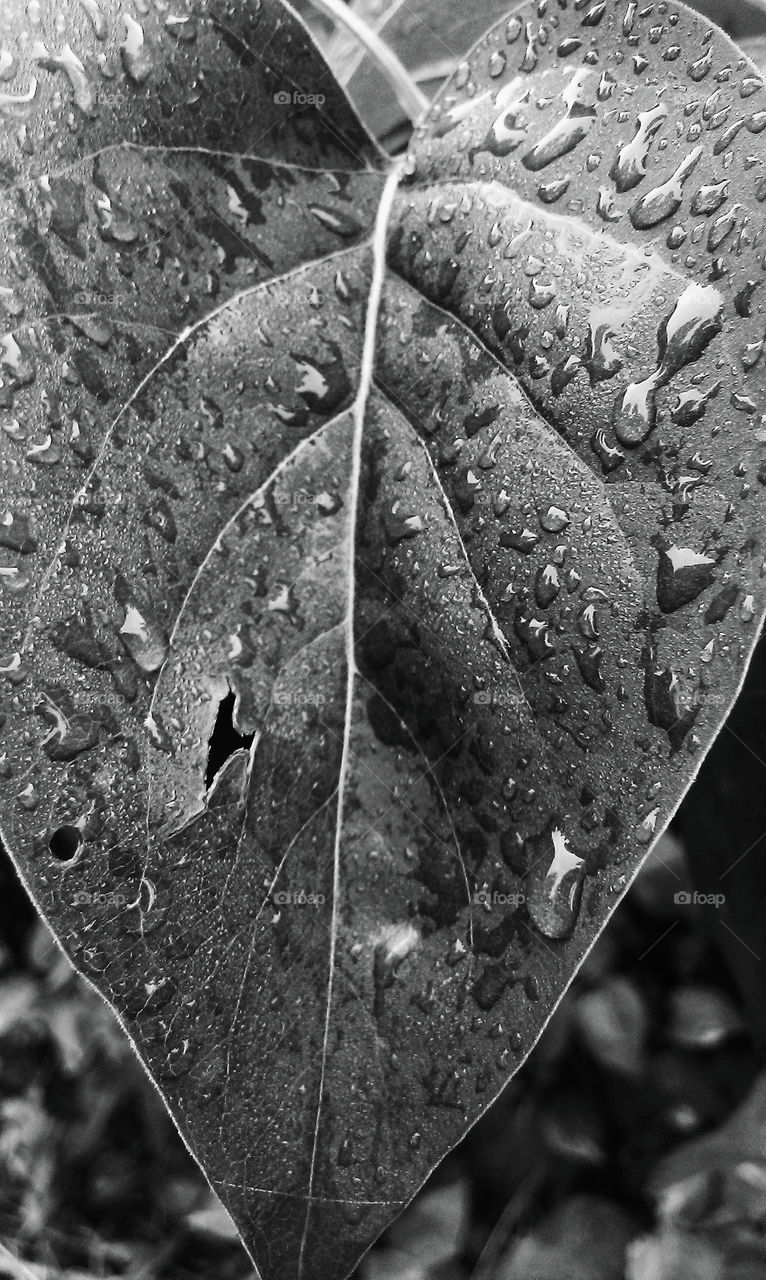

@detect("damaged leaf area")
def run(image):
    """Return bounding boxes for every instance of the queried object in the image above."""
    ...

[0,1,765,1278]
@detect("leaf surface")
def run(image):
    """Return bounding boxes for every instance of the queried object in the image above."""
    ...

[336,0,766,139]
[1,4,766,1280]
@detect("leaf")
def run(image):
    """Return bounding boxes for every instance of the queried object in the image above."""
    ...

[1,4,766,1280]
[334,0,766,140]
[647,1070,766,1278]
[328,0,514,141]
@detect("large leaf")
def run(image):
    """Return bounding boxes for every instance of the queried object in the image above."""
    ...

[1,3,766,1279]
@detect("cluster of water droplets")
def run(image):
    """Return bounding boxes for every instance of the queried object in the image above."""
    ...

[388,0,766,970]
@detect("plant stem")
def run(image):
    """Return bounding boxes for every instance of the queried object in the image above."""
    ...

[308,0,429,123]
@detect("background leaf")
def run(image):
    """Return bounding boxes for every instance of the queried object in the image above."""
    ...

[330,0,766,142]
[676,639,766,1051]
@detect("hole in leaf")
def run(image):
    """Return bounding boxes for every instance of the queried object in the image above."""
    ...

[49,825,82,862]
[205,686,254,790]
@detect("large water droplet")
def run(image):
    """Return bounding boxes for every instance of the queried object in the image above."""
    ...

[613,283,724,445]
[522,70,597,172]
[657,545,717,613]
[690,179,729,216]
[120,13,153,85]
[0,511,37,554]
[35,43,96,116]
[526,827,585,939]
[629,147,703,229]
[119,603,169,673]
[611,104,668,193]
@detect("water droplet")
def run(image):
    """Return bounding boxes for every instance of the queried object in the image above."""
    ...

[120,13,153,85]
[0,511,37,554]
[540,504,569,533]
[657,545,717,613]
[119,603,169,673]
[0,79,37,113]
[707,204,740,251]
[535,563,560,607]
[499,526,539,553]
[488,50,506,79]
[514,607,556,660]
[636,808,660,844]
[623,2,638,37]
[574,643,606,692]
[690,179,729,216]
[611,104,668,193]
[35,43,96,116]
[613,283,724,446]
[384,504,425,542]
[521,22,539,73]
[591,429,625,472]
[551,352,582,396]
[539,175,571,204]
[670,380,721,427]
[16,782,38,811]
[597,186,621,222]
[584,320,623,384]
[529,278,556,309]
[644,651,699,752]
[26,435,61,466]
[578,604,599,640]
[291,347,350,415]
[38,689,117,763]
[526,827,585,939]
[472,84,530,160]
[629,147,703,230]
[522,70,596,172]
[734,280,759,318]
[78,0,107,39]
[689,48,713,82]
[164,13,197,42]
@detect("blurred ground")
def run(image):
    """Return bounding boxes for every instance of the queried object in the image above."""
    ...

[0,832,763,1280]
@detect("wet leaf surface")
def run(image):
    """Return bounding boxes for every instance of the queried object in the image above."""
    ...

[335,0,766,141]
[1,3,766,1280]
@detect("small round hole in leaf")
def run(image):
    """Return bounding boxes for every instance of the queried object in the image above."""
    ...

[48,825,82,863]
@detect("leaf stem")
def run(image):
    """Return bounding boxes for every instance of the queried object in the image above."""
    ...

[308,0,429,124]
[296,158,405,1275]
